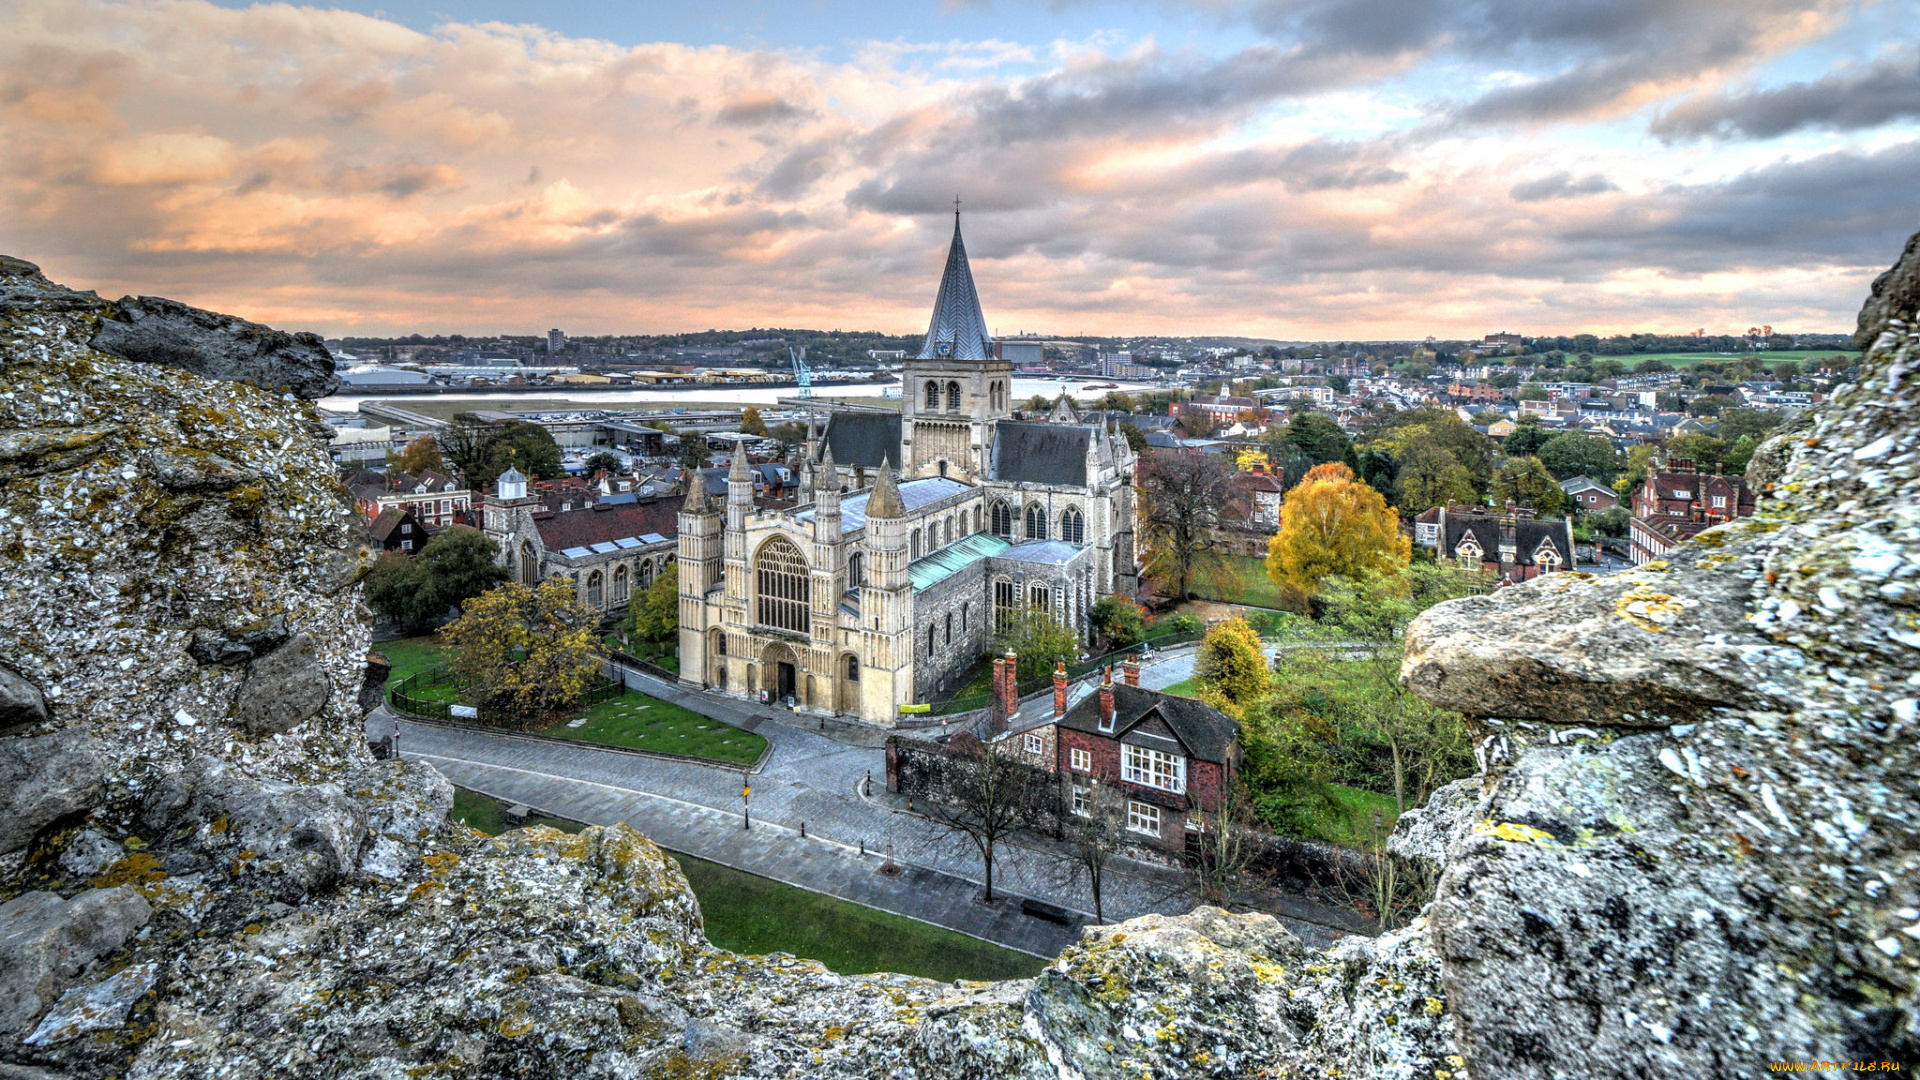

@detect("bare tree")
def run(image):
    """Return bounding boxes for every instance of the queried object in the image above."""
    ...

[1063,777,1128,923]
[1186,779,1253,906]
[1137,451,1242,600]
[924,738,1053,904]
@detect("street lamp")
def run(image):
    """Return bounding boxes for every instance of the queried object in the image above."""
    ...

[742,784,751,830]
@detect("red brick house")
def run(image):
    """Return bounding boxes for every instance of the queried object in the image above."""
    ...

[1628,457,1754,565]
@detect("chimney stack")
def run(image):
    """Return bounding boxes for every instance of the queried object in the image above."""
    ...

[989,655,1009,736]
[1098,667,1116,731]
[991,651,1020,732]
[1122,655,1140,687]
[1053,661,1068,718]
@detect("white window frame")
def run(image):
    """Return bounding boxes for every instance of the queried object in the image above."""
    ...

[1024,732,1043,756]
[1071,785,1091,818]
[1122,744,1186,794]
[400,540,412,551]
[1069,747,1091,772]
[1127,800,1161,836]
[1673,488,1691,500]
[1711,495,1726,508]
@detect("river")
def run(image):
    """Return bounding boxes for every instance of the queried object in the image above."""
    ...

[319,376,1162,415]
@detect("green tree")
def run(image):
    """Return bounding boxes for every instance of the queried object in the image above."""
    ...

[443,578,606,724]
[1392,434,1478,513]
[994,607,1079,682]
[1718,408,1781,444]
[1723,434,1760,475]
[1195,617,1269,719]
[1088,595,1147,648]
[739,406,767,436]
[480,421,564,480]
[1491,456,1568,516]
[584,451,623,475]
[622,563,679,643]
[1283,411,1352,464]
[1503,418,1551,457]
[1535,431,1619,481]
[1514,383,1548,402]
[1615,444,1663,499]
[1589,506,1630,537]
[364,526,509,632]
[1665,433,1726,469]
[1117,423,1149,455]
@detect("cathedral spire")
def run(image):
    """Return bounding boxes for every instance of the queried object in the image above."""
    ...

[917,207,994,362]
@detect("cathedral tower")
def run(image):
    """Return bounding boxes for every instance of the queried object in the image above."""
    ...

[900,208,1012,482]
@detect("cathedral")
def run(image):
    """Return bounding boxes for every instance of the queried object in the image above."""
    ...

[676,212,1139,725]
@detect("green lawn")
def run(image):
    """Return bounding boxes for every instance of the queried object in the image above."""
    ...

[1310,784,1402,849]
[375,635,452,687]
[609,635,680,674]
[543,691,767,765]
[1161,676,1200,698]
[672,852,1045,982]
[1187,556,1287,609]
[448,788,1044,982]
[1592,348,1853,371]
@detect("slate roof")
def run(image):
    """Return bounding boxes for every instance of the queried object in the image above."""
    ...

[1439,511,1572,567]
[996,539,1085,566]
[796,475,973,534]
[1057,683,1238,765]
[822,411,903,469]
[533,496,683,555]
[917,213,995,362]
[1560,475,1614,497]
[909,534,1009,591]
[990,423,1089,486]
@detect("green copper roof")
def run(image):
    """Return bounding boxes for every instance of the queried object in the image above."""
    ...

[910,532,1008,592]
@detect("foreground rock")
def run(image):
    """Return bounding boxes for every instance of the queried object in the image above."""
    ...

[1403,243,1920,1067]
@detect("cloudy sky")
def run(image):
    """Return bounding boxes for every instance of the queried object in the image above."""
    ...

[2,0,1916,339]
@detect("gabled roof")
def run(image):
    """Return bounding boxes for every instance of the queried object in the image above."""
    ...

[990,423,1089,486]
[795,475,973,534]
[1057,683,1238,765]
[533,496,682,554]
[822,411,903,469]
[1560,475,1614,496]
[917,212,994,362]
[368,506,412,542]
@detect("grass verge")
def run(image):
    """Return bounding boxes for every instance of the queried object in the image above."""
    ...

[1186,556,1287,609]
[672,852,1045,982]
[542,691,767,765]
[375,635,452,687]
[448,787,1043,982]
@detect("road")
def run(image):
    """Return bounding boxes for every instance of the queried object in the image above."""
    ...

[383,651,1361,956]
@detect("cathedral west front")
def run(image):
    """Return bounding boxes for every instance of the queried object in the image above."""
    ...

[676,212,1140,726]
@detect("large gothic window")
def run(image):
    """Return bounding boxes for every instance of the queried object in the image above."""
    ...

[755,536,811,633]
[613,565,630,604]
[946,381,961,412]
[924,381,940,410]
[586,571,604,609]
[639,559,655,587]
[519,541,539,585]
[848,551,863,587]
[911,529,922,559]
[990,500,1013,538]
[994,579,1017,627]
[1025,504,1048,541]
[1060,506,1085,545]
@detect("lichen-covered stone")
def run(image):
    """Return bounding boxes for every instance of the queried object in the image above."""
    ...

[236,633,331,735]
[1402,233,1920,1071]
[90,294,339,400]
[0,731,105,856]
[0,888,150,1038]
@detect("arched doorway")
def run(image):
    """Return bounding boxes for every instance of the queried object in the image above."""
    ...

[762,641,800,705]
[839,653,860,715]
[708,628,726,689]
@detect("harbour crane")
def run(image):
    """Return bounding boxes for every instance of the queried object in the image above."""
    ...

[790,345,813,399]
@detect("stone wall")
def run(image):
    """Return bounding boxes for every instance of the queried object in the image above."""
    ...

[908,558,992,700]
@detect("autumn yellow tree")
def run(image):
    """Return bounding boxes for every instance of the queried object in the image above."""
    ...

[1195,617,1269,720]
[443,577,606,725]
[1266,463,1410,598]
[388,435,446,476]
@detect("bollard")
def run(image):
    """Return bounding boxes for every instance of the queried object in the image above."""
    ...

[801,822,807,838]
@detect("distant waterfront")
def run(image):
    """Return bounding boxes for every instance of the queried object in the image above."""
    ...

[320,376,1160,415]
